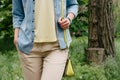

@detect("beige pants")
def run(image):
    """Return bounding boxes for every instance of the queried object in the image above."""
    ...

[17,42,68,80]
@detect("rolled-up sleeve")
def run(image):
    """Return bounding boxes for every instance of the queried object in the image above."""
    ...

[12,0,24,29]
[66,0,79,17]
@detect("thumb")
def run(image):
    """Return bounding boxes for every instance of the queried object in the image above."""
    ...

[58,17,62,23]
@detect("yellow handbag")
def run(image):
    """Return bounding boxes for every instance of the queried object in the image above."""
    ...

[62,0,74,77]
[64,56,74,76]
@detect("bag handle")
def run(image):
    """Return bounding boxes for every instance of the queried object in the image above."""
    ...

[61,0,69,48]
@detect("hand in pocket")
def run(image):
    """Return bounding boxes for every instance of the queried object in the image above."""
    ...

[14,28,20,48]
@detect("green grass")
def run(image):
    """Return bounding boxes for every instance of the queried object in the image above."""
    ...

[0,37,120,80]
[0,51,23,80]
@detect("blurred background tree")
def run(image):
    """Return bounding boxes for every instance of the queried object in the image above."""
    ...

[86,0,115,65]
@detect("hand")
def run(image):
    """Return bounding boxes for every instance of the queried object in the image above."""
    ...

[58,17,71,30]
[14,37,18,47]
[14,28,20,47]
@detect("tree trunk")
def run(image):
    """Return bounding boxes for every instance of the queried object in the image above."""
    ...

[97,0,115,57]
[86,0,115,63]
[86,48,104,65]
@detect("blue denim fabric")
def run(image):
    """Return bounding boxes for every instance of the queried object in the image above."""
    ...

[12,0,78,54]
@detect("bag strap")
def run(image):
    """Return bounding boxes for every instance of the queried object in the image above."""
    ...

[61,0,69,48]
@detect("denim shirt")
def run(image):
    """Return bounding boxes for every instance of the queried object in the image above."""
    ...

[12,0,78,54]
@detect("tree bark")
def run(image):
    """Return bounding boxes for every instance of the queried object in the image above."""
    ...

[97,0,115,57]
[87,0,115,62]
[86,48,104,65]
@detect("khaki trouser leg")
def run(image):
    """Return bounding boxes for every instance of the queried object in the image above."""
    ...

[41,49,68,80]
[18,49,68,80]
[18,50,43,80]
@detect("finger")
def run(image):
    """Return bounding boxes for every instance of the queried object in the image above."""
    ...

[58,17,62,23]
[58,17,70,29]
[63,25,69,29]
[61,24,70,29]
[61,18,68,23]
[62,18,71,24]
[61,25,69,29]
[61,21,70,27]
[58,18,68,25]
[60,20,68,27]
[61,20,70,28]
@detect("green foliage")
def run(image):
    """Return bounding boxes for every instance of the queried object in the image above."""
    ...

[70,0,88,37]
[113,1,120,37]
[104,56,120,80]
[0,0,13,39]
[0,37,14,52]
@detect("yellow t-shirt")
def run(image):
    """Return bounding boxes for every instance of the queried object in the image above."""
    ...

[34,0,57,43]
